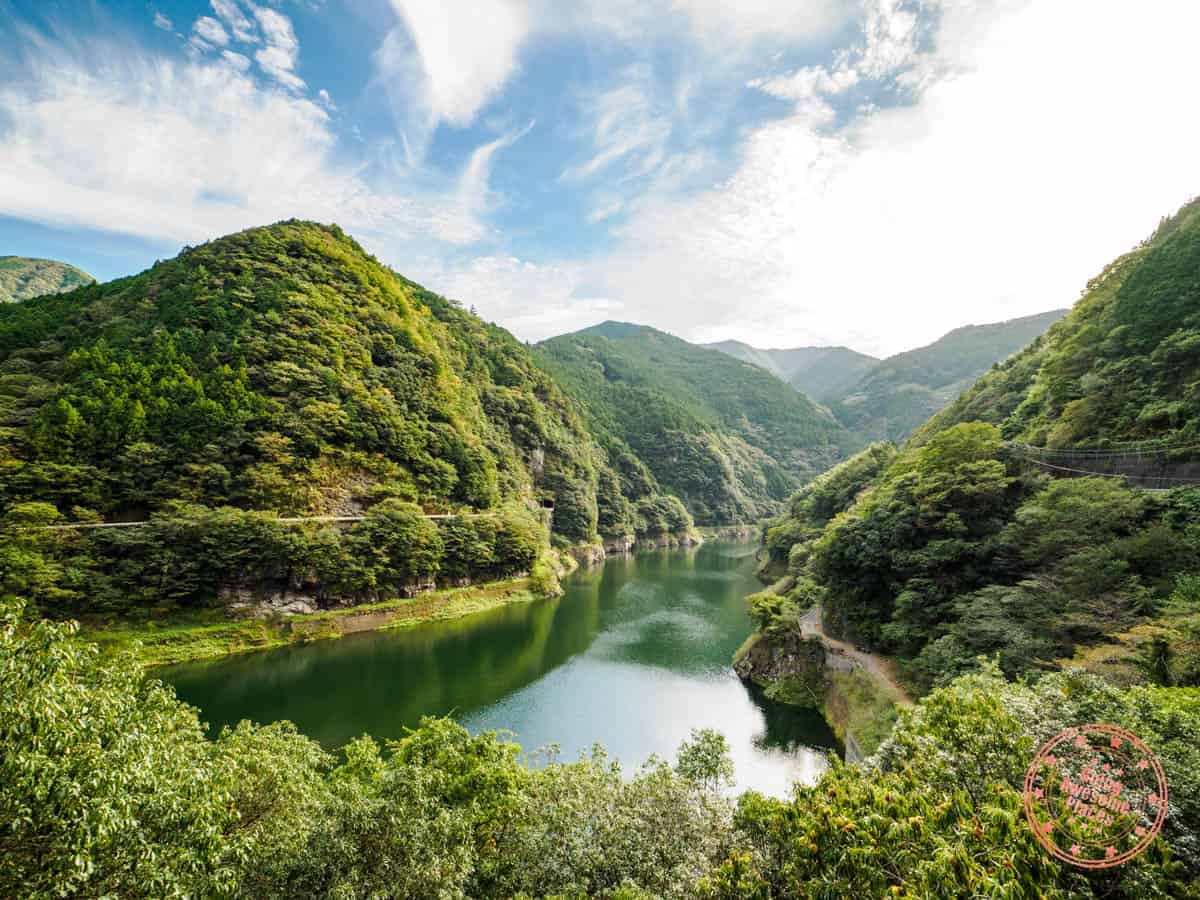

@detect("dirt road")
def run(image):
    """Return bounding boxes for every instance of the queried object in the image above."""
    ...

[800,605,913,705]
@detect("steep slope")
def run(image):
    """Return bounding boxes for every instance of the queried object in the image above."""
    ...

[0,256,94,302]
[705,340,878,401]
[917,199,1200,448]
[0,222,688,617]
[535,322,850,524]
[829,309,1068,442]
[748,198,1200,699]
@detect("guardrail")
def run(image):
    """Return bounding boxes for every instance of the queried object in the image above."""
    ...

[12,512,501,532]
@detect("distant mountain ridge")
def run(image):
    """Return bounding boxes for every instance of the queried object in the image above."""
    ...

[703,341,878,401]
[535,322,851,524]
[826,309,1068,442]
[750,195,1200,714]
[707,310,1068,443]
[0,255,94,302]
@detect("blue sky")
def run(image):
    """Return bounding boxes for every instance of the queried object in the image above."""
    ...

[0,0,1197,354]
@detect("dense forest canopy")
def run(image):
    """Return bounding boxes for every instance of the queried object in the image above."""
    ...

[536,322,850,525]
[755,198,1200,695]
[916,199,1200,448]
[4,602,1197,898]
[0,222,692,619]
[0,255,94,303]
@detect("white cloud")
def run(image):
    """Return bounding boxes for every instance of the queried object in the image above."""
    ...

[586,196,625,224]
[253,7,304,91]
[193,16,230,48]
[429,254,620,341]
[153,12,174,32]
[0,38,503,254]
[384,0,528,131]
[374,0,846,155]
[317,88,335,110]
[750,65,859,104]
[211,0,257,43]
[561,70,671,183]
[221,50,252,72]
[860,0,922,78]
[669,0,849,47]
[458,123,532,204]
[562,0,1200,356]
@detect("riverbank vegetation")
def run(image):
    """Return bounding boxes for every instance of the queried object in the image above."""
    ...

[0,221,697,627]
[5,602,1197,898]
[3,499,546,619]
[89,578,539,668]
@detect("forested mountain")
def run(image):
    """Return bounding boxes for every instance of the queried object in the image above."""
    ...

[0,255,93,302]
[0,221,690,618]
[535,322,850,524]
[703,340,878,401]
[827,308,1068,442]
[753,197,1200,698]
[6,213,1199,900]
[917,201,1200,447]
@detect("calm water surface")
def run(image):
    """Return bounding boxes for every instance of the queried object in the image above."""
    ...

[162,541,838,795]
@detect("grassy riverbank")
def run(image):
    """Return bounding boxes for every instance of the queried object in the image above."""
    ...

[89,578,539,668]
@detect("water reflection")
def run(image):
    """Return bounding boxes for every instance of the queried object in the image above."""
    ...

[162,541,839,795]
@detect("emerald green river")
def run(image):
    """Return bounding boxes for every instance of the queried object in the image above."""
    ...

[162,541,838,795]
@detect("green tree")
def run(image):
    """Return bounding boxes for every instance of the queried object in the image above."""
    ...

[675,728,736,792]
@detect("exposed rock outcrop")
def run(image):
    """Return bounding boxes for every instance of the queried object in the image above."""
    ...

[574,530,702,567]
[735,628,899,763]
[219,576,439,617]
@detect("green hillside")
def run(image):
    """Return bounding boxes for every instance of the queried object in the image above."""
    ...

[829,308,1068,442]
[752,198,1200,700]
[917,200,1200,448]
[0,255,94,302]
[7,605,1198,897]
[0,222,689,619]
[704,340,878,401]
[535,322,850,524]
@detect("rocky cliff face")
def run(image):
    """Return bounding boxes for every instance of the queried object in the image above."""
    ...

[734,630,827,690]
[571,530,703,568]
[734,629,897,762]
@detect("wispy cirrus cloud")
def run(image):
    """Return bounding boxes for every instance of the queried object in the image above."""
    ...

[252,6,304,91]
[191,16,230,50]
[0,30,523,259]
[560,69,670,184]
[434,0,1200,357]
[211,0,257,44]
[373,0,852,166]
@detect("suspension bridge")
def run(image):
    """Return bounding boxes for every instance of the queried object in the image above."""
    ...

[1005,437,1200,492]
